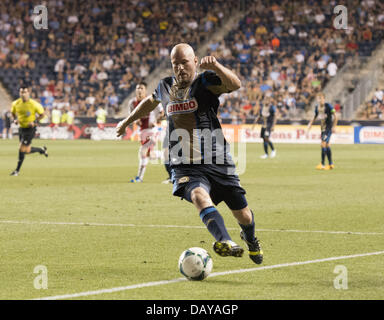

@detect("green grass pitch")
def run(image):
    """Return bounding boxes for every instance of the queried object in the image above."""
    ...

[0,139,383,300]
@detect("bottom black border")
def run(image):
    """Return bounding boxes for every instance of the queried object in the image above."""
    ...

[1,300,381,319]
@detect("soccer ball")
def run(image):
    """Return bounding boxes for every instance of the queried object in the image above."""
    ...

[178,247,213,281]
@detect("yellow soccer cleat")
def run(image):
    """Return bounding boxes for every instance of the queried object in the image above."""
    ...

[213,240,244,258]
[325,164,335,170]
[240,231,263,264]
[316,163,325,170]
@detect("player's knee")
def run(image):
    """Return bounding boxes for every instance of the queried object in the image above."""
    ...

[20,145,30,153]
[190,187,211,207]
[190,187,208,201]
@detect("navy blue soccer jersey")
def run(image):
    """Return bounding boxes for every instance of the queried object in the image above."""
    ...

[152,71,234,169]
[314,103,335,132]
[259,104,276,128]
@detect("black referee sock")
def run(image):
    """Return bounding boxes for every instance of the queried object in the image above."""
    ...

[200,206,231,242]
[16,151,25,171]
[238,211,256,242]
[30,147,44,154]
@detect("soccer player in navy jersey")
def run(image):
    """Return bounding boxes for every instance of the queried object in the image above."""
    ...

[306,92,338,170]
[254,97,277,159]
[117,43,263,264]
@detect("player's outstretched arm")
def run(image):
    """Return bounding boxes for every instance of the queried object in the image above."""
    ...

[251,104,261,129]
[272,112,278,132]
[306,115,316,137]
[116,95,159,137]
[200,56,241,92]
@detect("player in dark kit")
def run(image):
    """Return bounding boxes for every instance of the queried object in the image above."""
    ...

[117,43,263,265]
[255,97,277,159]
[306,92,338,170]
[10,84,48,176]
[2,110,13,139]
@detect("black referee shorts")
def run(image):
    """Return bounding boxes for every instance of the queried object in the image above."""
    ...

[19,127,36,146]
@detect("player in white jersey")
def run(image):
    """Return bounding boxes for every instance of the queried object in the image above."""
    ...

[128,82,163,182]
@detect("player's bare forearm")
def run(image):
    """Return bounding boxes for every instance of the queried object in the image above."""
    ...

[200,56,241,92]
[332,113,338,132]
[125,96,158,124]
[254,116,260,124]
[273,114,278,129]
[306,118,315,134]
[214,63,241,91]
[116,96,159,137]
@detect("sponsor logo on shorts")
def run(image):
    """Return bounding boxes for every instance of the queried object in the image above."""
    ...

[178,176,190,183]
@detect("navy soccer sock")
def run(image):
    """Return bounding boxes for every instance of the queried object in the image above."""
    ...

[268,141,274,151]
[238,211,256,242]
[16,151,25,171]
[321,147,326,165]
[200,206,231,242]
[263,141,268,154]
[326,147,333,165]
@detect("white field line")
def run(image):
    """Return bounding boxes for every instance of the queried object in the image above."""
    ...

[32,250,384,300]
[0,219,383,236]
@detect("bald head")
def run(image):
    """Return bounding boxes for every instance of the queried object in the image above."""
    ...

[171,43,195,60]
[170,43,198,87]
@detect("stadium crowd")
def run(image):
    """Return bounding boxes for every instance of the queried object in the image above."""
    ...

[0,0,237,118]
[0,0,383,123]
[357,87,384,119]
[211,0,384,122]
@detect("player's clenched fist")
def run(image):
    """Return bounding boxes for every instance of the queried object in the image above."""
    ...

[200,56,218,70]
[116,119,128,137]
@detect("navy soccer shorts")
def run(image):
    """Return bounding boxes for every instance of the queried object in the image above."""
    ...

[171,164,248,210]
[260,126,272,139]
[321,130,332,143]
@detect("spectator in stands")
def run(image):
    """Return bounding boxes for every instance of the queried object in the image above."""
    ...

[374,88,383,104]
[215,0,384,121]
[327,60,338,77]
[39,74,49,87]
